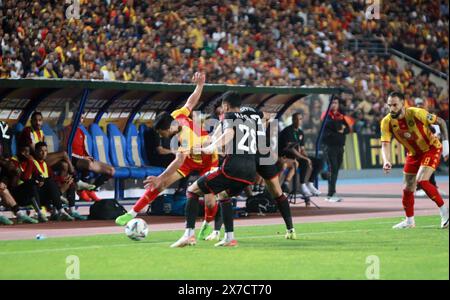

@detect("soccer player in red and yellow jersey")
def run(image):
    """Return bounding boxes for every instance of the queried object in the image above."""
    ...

[381,92,449,229]
[115,72,219,226]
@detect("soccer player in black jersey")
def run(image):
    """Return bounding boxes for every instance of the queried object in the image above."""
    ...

[171,91,258,247]
[200,106,297,241]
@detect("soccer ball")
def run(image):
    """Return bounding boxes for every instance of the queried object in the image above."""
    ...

[125,218,149,241]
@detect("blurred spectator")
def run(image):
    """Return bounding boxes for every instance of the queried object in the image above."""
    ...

[0,0,448,127]
[322,99,350,203]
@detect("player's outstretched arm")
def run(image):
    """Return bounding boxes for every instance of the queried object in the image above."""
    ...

[381,141,392,174]
[160,152,187,180]
[183,72,206,112]
[202,128,234,155]
[436,117,449,161]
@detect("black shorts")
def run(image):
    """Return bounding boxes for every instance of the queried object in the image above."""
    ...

[197,169,249,197]
[256,160,283,180]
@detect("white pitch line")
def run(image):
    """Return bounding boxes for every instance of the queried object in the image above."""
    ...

[0,224,444,256]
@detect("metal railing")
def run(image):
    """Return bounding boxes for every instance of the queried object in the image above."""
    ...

[389,48,448,80]
[346,38,389,56]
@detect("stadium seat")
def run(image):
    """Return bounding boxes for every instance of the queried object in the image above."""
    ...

[138,123,150,166]
[10,123,24,156]
[107,124,146,178]
[89,123,130,178]
[41,123,59,152]
[125,124,164,177]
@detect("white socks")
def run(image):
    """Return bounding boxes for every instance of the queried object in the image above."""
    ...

[129,210,138,217]
[439,206,449,219]
[184,228,195,237]
[406,217,415,224]
[225,232,234,241]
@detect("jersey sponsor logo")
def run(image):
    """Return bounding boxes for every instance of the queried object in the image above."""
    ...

[403,132,412,139]
[427,114,434,122]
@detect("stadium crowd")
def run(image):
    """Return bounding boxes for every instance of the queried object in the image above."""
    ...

[1,0,449,131]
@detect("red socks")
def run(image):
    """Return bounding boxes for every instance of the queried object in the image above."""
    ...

[402,189,415,217]
[133,188,161,213]
[204,201,219,223]
[418,180,445,207]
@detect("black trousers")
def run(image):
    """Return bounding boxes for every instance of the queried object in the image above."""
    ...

[325,145,344,197]
[298,157,322,184]
[39,178,63,210]
[11,180,42,211]
[64,185,76,207]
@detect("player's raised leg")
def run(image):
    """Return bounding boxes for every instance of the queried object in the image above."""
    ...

[115,171,184,226]
[416,166,449,229]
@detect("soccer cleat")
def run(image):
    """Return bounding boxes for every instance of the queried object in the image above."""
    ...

[205,231,221,241]
[86,190,101,202]
[440,206,449,229]
[441,218,449,229]
[325,196,342,203]
[170,235,196,248]
[115,213,133,226]
[307,183,321,196]
[0,215,13,225]
[17,214,38,224]
[414,189,426,197]
[76,180,96,191]
[214,239,238,247]
[70,211,88,221]
[198,221,213,240]
[392,219,416,229]
[77,190,92,202]
[285,228,297,240]
[58,211,75,222]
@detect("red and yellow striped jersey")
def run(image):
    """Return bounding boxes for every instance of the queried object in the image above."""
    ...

[381,107,442,156]
[171,107,218,164]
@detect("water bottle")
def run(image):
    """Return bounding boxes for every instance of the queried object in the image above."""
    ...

[36,234,46,240]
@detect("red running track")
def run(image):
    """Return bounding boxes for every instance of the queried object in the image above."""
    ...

[0,180,448,241]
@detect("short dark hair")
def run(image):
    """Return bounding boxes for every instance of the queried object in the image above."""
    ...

[388,91,405,100]
[153,112,174,131]
[35,142,47,152]
[221,91,242,108]
[292,112,303,120]
[31,111,43,120]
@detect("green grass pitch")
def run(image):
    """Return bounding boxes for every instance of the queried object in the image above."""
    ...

[0,215,448,280]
